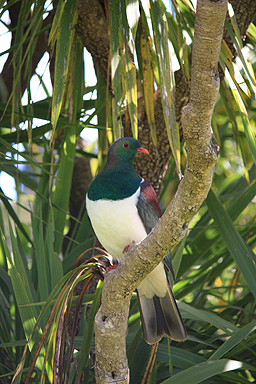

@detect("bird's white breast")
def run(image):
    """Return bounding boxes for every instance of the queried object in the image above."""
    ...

[86,188,147,260]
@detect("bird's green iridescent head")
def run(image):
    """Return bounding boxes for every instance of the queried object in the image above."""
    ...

[87,138,149,201]
[107,137,149,164]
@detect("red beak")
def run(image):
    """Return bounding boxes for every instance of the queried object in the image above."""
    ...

[137,147,149,155]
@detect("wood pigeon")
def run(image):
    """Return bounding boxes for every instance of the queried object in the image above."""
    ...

[86,137,187,344]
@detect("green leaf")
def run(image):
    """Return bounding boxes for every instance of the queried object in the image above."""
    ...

[228,179,256,221]
[46,222,63,291]
[241,113,256,166]
[1,162,38,191]
[109,0,138,140]
[1,226,43,356]
[172,234,187,278]
[52,125,76,254]
[178,168,256,277]
[247,22,256,46]
[0,137,54,176]
[51,0,78,132]
[179,301,238,334]
[157,343,205,369]
[210,321,256,360]
[77,281,102,379]
[0,188,32,244]
[161,359,256,384]
[126,0,139,40]
[48,0,65,48]
[109,0,123,139]
[52,33,83,254]
[220,41,248,107]
[31,208,50,303]
[164,1,191,85]
[129,335,152,383]
[123,54,138,139]
[206,189,256,300]
[62,237,94,274]
[136,6,157,145]
[121,0,138,140]
[225,9,255,98]
[149,0,180,174]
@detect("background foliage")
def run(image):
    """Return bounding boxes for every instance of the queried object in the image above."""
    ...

[0,0,256,383]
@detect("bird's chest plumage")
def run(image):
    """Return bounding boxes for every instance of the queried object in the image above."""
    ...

[86,188,147,260]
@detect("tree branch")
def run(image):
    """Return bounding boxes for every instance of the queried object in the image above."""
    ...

[94,0,227,383]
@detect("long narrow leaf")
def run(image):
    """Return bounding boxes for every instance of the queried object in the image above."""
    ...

[179,301,238,334]
[119,1,138,139]
[161,359,256,384]
[51,0,78,132]
[123,54,138,139]
[77,280,102,379]
[209,321,256,361]
[31,208,50,303]
[109,0,123,138]
[1,227,43,374]
[52,32,82,254]
[149,0,180,174]
[226,6,255,98]
[0,188,32,244]
[136,5,157,145]
[206,189,256,300]
[241,113,256,166]
[52,126,76,253]
[126,0,139,40]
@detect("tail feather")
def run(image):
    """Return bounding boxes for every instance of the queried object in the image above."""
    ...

[137,284,187,344]
[160,286,187,341]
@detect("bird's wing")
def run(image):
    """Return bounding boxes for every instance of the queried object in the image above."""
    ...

[137,180,176,279]
[137,180,162,235]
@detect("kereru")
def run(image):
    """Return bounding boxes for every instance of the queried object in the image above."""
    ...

[86,137,187,344]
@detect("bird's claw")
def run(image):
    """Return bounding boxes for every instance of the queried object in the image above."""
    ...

[122,241,136,254]
[106,263,119,273]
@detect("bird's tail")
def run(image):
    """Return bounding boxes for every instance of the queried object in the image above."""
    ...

[137,264,187,344]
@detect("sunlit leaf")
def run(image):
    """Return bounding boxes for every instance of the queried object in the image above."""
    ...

[51,0,78,133]
[161,359,256,384]
[126,0,139,40]
[226,5,256,98]
[149,0,180,174]
[247,22,256,46]
[109,0,123,139]
[123,53,138,139]
[136,6,157,145]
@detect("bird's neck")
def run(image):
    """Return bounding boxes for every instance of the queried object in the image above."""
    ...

[88,161,142,201]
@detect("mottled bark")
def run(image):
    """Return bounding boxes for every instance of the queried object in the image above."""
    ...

[224,0,256,58]
[94,0,226,382]
[131,91,171,195]
[76,0,109,80]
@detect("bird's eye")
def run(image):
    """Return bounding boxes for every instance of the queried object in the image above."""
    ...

[123,143,129,148]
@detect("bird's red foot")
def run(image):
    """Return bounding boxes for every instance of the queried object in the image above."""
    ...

[106,263,119,273]
[122,241,136,254]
